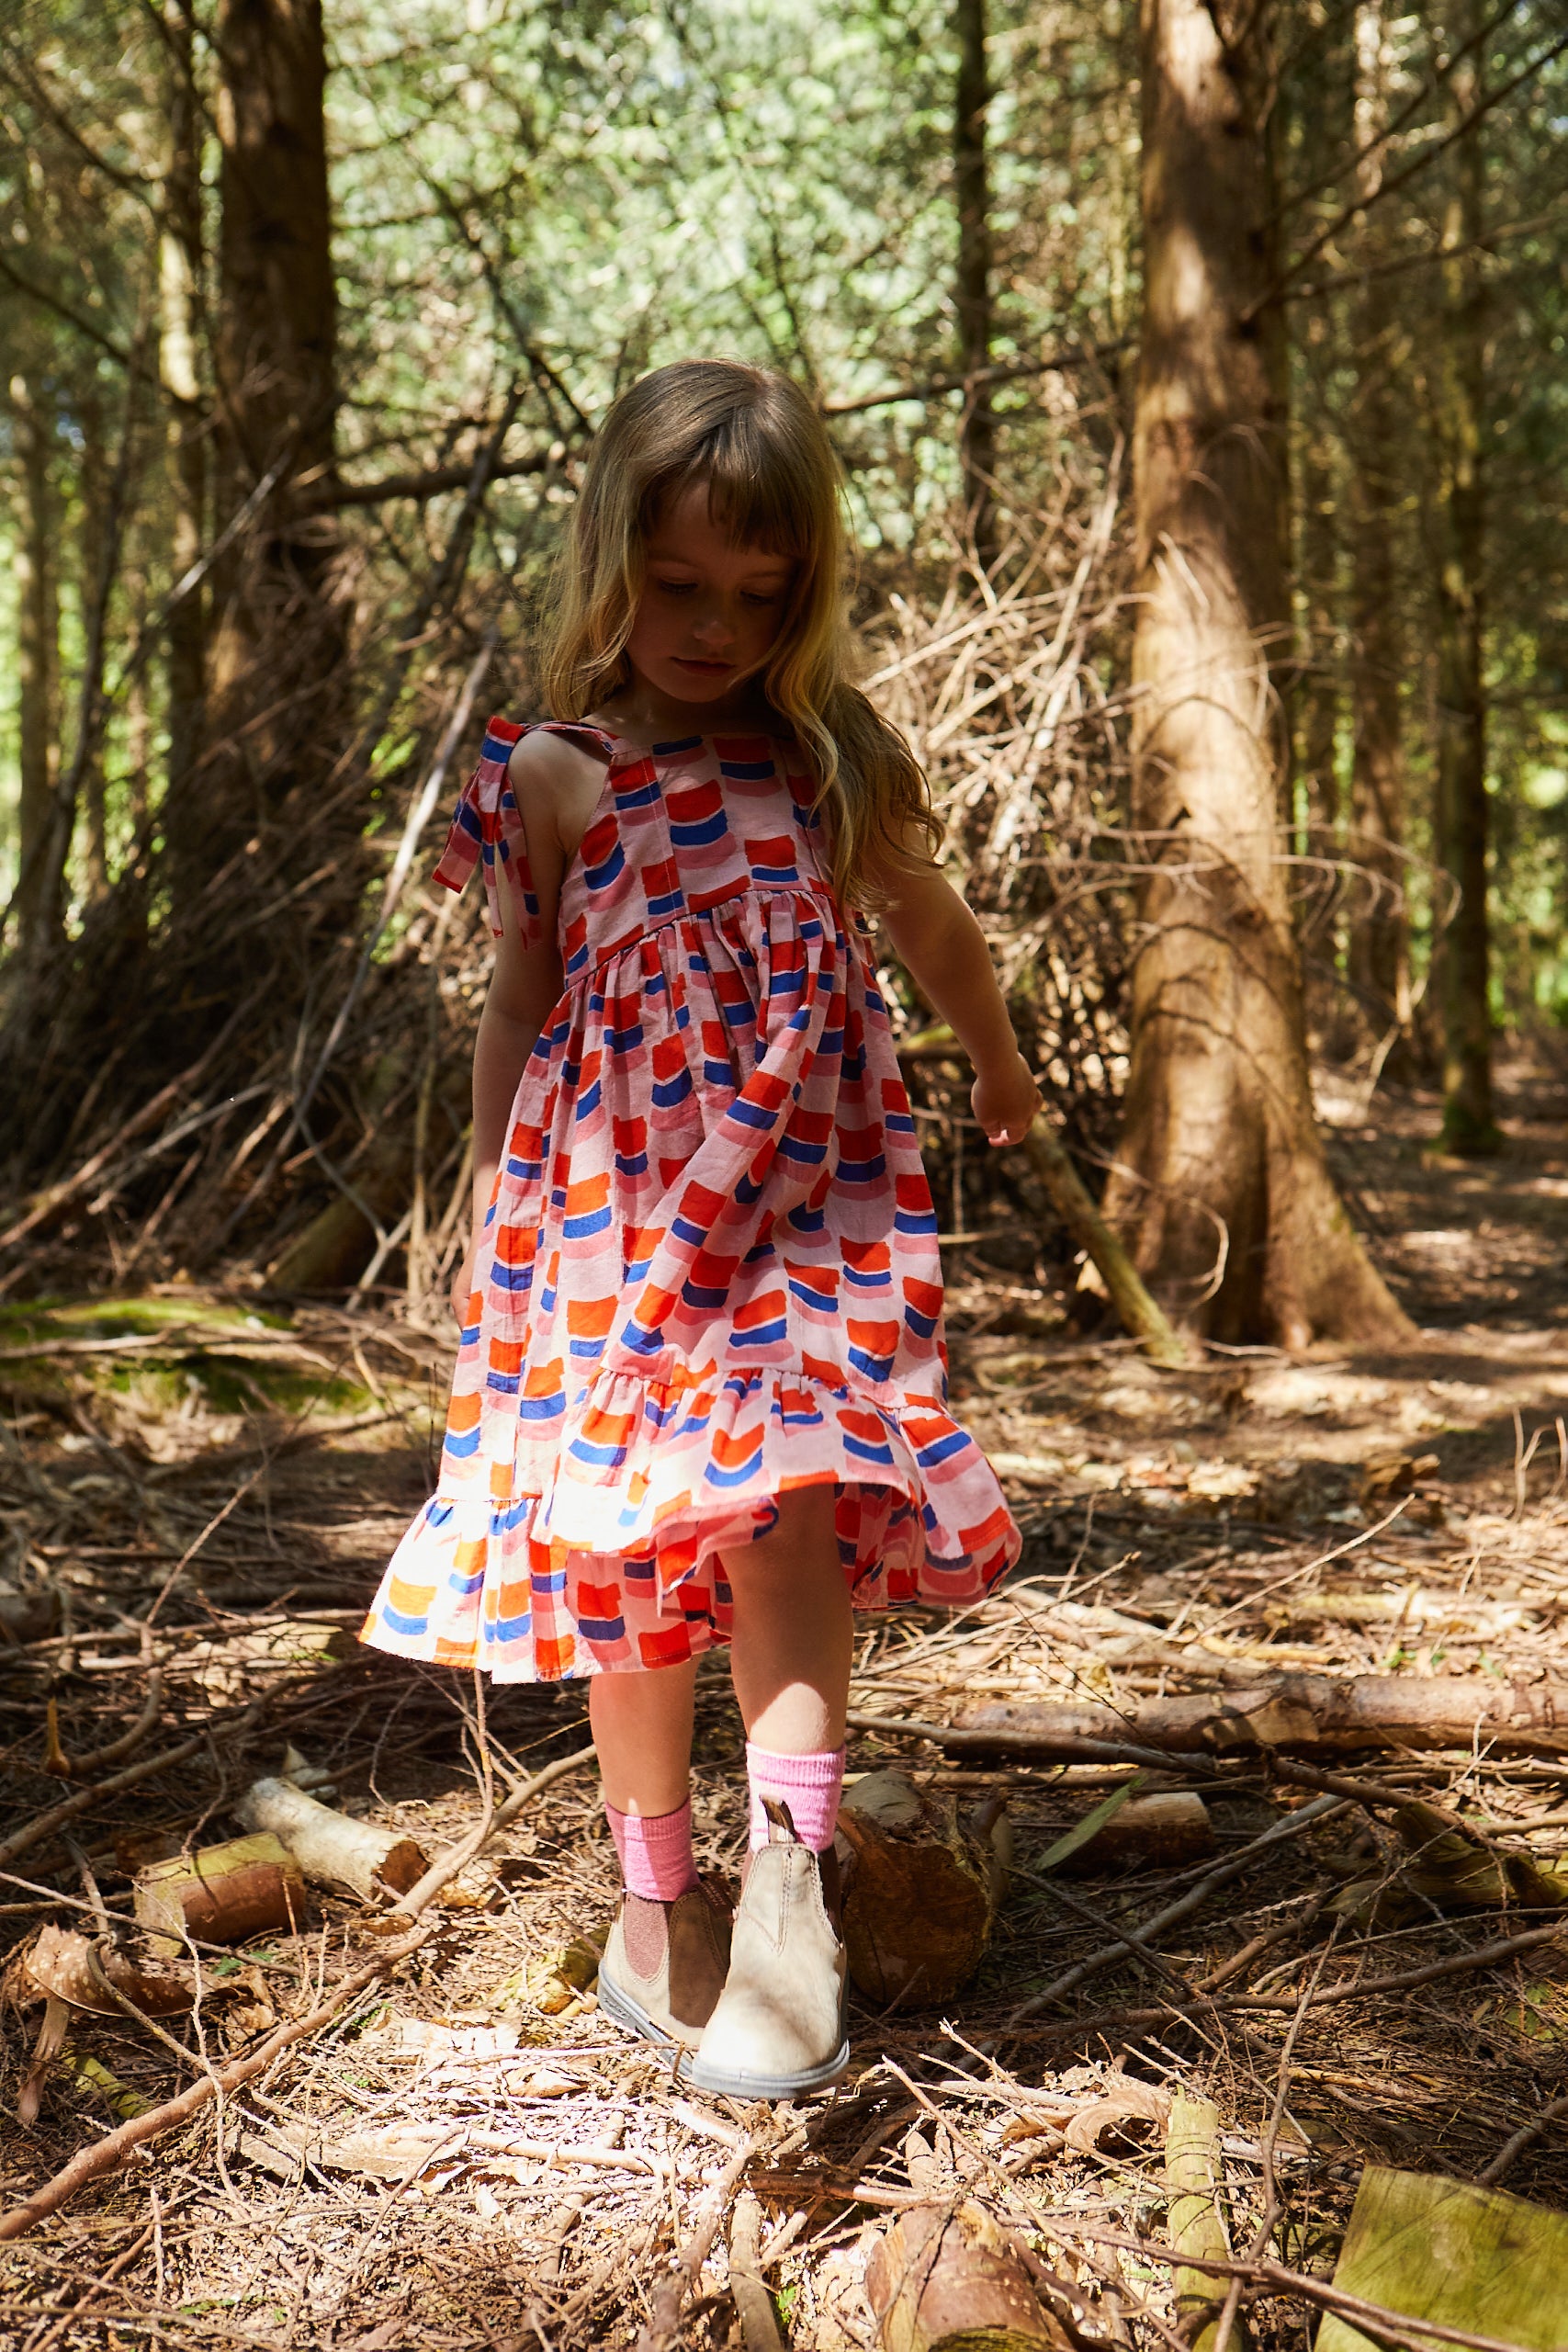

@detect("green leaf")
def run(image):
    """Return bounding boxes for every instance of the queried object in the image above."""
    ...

[1036,1774,1144,1873]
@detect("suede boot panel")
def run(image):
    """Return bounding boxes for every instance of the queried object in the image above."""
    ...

[685,1841,848,2097]
[600,1883,731,2051]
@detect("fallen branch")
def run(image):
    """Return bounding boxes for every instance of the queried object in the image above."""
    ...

[1028,1916,1567,2036]
[1019,1121,1195,1368]
[1005,1794,1347,2025]
[0,1704,270,1871]
[1040,2223,1556,2352]
[635,2135,761,2352]
[0,1739,600,2237]
[955,1675,1568,1759]
[845,1709,1224,1781]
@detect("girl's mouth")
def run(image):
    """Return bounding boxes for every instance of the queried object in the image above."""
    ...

[673,656,732,674]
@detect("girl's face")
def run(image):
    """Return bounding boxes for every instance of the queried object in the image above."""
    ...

[624,481,795,713]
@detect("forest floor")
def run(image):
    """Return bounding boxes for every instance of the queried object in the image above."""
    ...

[3,1052,1568,2350]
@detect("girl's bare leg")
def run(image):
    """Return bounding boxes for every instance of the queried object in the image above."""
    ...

[726,1484,853,1751]
[589,1657,698,1816]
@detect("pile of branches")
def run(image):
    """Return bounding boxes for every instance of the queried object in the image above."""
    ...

[0,451,1135,1306]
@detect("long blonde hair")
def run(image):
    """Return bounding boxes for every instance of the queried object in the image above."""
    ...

[538,358,941,909]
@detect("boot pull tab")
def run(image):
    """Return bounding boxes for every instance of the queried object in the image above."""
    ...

[761,1796,800,1845]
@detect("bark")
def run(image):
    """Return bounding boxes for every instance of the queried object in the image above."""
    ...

[956,1675,1568,1758]
[1101,0,1408,1348]
[1346,0,1410,1046]
[865,2202,1068,2352]
[953,0,997,569]
[160,0,207,810]
[165,0,348,912]
[834,1771,1011,2007]
[1168,2094,1248,2352]
[1432,21,1495,1155]
[134,1832,305,1949]
[1295,422,1340,846]
[77,379,109,899]
[12,369,61,963]
[235,1777,427,1900]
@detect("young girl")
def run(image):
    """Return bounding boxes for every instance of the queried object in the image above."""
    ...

[362,360,1040,2098]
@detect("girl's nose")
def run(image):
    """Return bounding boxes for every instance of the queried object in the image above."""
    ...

[692,610,734,649]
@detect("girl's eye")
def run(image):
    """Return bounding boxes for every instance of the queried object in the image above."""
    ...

[653,577,697,595]
[742,590,784,606]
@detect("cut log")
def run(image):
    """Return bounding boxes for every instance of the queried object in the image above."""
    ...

[835,1773,1011,2007]
[1317,2166,1568,2352]
[235,1778,427,1902]
[1057,1792,1216,1875]
[1166,2090,1247,2352]
[864,2199,1073,2352]
[135,1832,305,1952]
[956,1676,1568,1759]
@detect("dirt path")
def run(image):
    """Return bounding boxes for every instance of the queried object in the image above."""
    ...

[3,1070,1567,2348]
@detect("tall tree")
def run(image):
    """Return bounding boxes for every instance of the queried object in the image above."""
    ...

[159,0,207,815]
[953,0,996,568]
[1432,6,1495,1152]
[1100,0,1407,1345]
[165,0,346,916]
[1346,0,1409,1043]
[10,365,61,965]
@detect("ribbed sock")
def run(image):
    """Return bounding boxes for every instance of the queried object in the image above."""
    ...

[605,1799,699,1902]
[746,1741,846,1852]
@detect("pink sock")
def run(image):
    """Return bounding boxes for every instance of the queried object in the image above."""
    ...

[746,1743,846,1852]
[606,1800,699,1901]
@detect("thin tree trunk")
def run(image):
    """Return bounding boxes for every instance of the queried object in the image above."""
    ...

[78,379,110,900]
[1101,0,1408,1348]
[166,0,347,914]
[1347,0,1409,1046]
[1433,18,1495,1154]
[13,371,62,964]
[953,0,997,570]
[160,0,207,813]
[1295,424,1339,850]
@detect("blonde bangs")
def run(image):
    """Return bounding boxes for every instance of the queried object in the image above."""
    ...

[537,358,942,910]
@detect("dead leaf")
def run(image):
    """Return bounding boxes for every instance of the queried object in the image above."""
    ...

[1358,1452,1440,1509]
[1062,2075,1171,2154]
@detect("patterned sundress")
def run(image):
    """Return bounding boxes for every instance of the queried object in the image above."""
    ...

[361,717,1021,1680]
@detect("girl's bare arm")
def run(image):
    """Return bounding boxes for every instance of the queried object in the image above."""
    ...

[874,846,1041,1147]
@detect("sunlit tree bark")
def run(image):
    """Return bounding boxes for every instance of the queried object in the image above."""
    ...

[953,0,996,568]
[165,0,346,911]
[1432,13,1495,1153]
[12,368,62,964]
[1347,0,1410,1044]
[160,0,207,816]
[1101,0,1409,1346]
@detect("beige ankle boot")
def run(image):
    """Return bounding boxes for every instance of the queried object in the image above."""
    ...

[685,1804,849,2098]
[598,1883,731,2052]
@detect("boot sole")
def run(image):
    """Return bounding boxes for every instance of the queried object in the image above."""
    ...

[596,1962,697,2053]
[681,2034,851,2100]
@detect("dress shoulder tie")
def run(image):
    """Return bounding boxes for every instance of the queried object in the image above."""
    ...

[433,715,614,944]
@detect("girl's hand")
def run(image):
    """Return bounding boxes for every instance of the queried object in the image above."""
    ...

[972,1051,1042,1147]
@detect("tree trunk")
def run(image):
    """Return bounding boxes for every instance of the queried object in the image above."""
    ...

[953,0,997,570]
[1346,0,1410,1048]
[77,378,110,900]
[12,369,62,965]
[1100,0,1408,1349]
[1295,420,1340,852]
[165,0,347,914]
[160,0,208,814]
[1432,20,1495,1155]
